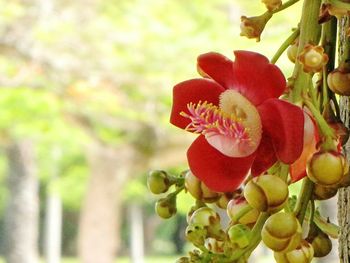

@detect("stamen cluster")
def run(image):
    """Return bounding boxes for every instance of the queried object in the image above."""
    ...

[180,101,250,142]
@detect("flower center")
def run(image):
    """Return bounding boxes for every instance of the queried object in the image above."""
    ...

[181,90,262,157]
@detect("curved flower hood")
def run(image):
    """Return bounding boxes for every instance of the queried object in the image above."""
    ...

[170,51,304,192]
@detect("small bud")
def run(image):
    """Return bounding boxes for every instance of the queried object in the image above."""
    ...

[155,196,177,219]
[307,151,348,186]
[227,198,260,225]
[185,224,207,247]
[298,44,329,73]
[147,170,171,194]
[240,12,272,42]
[185,171,221,203]
[313,183,338,200]
[205,238,225,254]
[261,0,282,11]
[216,193,233,209]
[274,240,314,263]
[327,66,350,96]
[175,257,190,263]
[329,122,349,145]
[244,174,289,213]
[311,232,332,257]
[227,224,252,249]
[262,213,302,253]
[327,3,350,18]
[189,207,223,239]
[189,207,220,227]
[287,40,299,63]
[339,171,350,188]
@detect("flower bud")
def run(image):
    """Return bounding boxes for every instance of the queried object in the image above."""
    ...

[240,12,272,42]
[327,3,350,18]
[227,198,260,225]
[287,40,299,63]
[261,0,282,11]
[313,183,338,200]
[262,213,302,253]
[205,238,225,254]
[244,174,289,213]
[215,193,233,209]
[189,207,224,239]
[311,233,332,257]
[307,151,348,186]
[155,197,177,219]
[327,67,350,96]
[227,224,252,249]
[175,257,190,263]
[189,207,220,227]
[298,45,329,73]
[185,171,221,203]
[185,224,207,247]
[147,170,171,194]
[339,171,350,188]
[329,122,349,145]
[274,240,314,263]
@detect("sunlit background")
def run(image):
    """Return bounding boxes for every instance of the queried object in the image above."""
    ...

[0,0,338,262]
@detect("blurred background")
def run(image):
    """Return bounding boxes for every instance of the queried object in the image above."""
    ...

[0,0,338,262]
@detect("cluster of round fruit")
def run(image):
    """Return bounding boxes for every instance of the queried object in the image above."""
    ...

[147,160,347,263]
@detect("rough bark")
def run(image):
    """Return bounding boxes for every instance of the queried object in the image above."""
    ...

[339,96,350,262]
[3,140,39,263]
[338,16,350,263]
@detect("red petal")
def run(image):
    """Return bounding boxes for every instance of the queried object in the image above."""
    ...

[290,112,319,182]
[170,78,225,129]
[187,135,256,192]
[231,51,286,105]
[251,134,277,176]
[197,52,235,89]
[258,99,304,164]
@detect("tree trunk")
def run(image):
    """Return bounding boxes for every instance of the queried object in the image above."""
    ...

[78,143,136,263]
[338,16,350,263]
[3,140,39,263]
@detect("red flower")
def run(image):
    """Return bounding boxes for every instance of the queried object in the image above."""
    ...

[170,51,304,192]
[290,112,319,182]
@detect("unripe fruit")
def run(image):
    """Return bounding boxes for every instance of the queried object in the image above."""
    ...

[327,68,350,96]
[274,240,314,263]
[307,151,348,186]
[244,174,288,213]
[155,197,177,219]
[227,199,260,225]
[185,171,220,203]
[287,41,298,63]
[227,224,252,249]
[311,233,332,257]
[147,170,171,194]
[262,213,302,253]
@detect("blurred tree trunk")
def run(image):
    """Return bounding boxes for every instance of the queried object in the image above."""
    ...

[4,140,39,263]
[78,143,130,263]
[338,16,350,263]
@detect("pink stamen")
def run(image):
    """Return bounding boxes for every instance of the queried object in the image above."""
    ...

[180,101,251,142]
